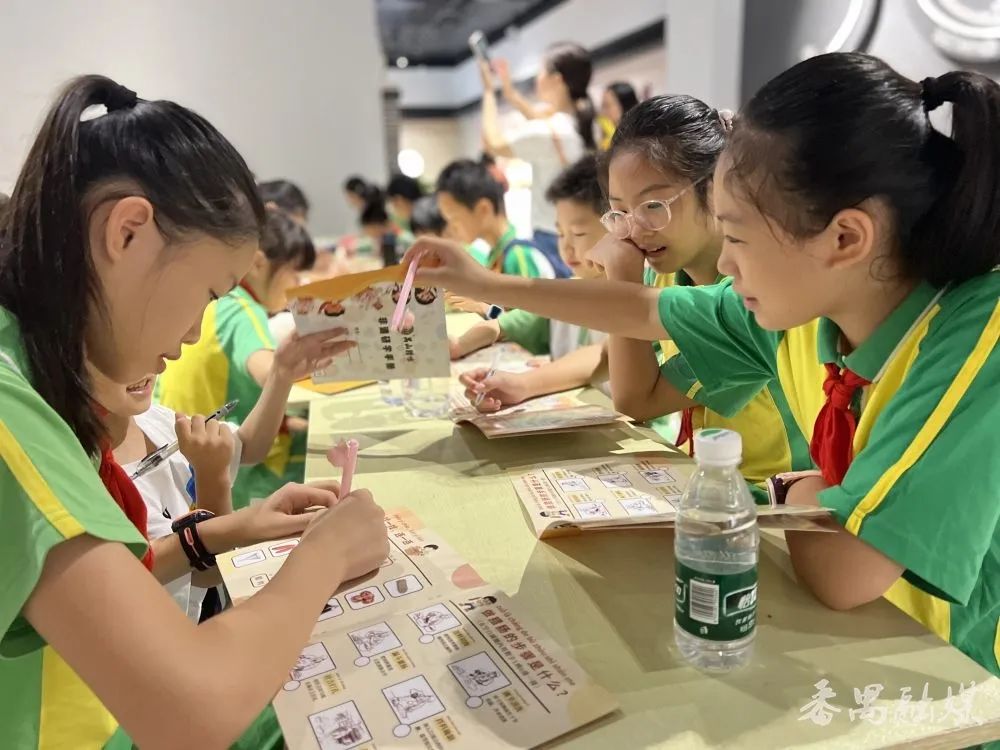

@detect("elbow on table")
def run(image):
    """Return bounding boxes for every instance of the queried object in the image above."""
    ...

[611,390,665,423]
[139,682,273,750]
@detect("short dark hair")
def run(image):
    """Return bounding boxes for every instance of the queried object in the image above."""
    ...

[728,51,1000,286]
[410,195,446,236]
[386,174,424,203]
[545,156,607,216]
[258,179,309,217]
[261,207,315,271]
[436,159,504,212]
[606,81,639,116]
[360,198,389,226]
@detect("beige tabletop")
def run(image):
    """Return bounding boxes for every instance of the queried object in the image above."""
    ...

[299,319,1000,749]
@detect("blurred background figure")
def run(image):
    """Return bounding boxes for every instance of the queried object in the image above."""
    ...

[258,179,310,225]
[598,81,639,149]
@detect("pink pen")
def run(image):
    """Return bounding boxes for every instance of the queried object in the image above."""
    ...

[327,439,359,497]
[390,251,425,332]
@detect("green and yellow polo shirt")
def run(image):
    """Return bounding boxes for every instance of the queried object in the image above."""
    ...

[156,286,305,509]
[487,223,557,279]
[645,268,807,496]
[657,273,1000,676]
[0,307,146,749]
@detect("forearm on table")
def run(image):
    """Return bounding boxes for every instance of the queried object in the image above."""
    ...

[458,321,502,358]
[238,369,293,464]
[518,345,605,399]
[478,276,667,341]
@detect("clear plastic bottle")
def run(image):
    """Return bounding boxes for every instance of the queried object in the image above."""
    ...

[674,428,759,672]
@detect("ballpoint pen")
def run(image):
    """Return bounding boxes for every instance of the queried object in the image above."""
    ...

[473,348,503,407]
[130,400,239,479]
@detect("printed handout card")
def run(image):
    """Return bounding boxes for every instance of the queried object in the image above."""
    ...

[217,510,618,748]
[450,388,622,439]
[287,265,450,383]
[509,454,832,538]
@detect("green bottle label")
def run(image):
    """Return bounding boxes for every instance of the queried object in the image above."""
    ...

[675,560,757,642]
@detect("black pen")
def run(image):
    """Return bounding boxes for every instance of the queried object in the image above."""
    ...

[130,400,239,479]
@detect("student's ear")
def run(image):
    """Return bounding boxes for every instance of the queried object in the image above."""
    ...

[102,196,157,263]
[822,206,876,270]
[473,197,494,221]
[247,249,270,279]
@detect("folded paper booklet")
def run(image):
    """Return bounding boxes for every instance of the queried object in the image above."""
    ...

[509,454,834,538]
[450,388,623,439]
[217,509,618,749]
[287,265,450,384]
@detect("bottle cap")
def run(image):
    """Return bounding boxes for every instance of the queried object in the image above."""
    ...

[694,428,742,465]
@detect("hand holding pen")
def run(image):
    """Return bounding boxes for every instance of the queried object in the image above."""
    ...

[131,400,239,479]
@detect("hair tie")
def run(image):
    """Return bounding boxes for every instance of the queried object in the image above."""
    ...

[716,108,735,132]
[921,77,946,112]
[106,84,138,112]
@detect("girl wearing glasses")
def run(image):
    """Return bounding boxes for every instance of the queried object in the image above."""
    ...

[404,53,1000,678]
[594,95,808,500]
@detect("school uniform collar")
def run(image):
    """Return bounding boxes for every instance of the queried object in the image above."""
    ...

[816,282,943,382]
[237,282,264,306]
[674,269,725,287]
[487,222,518,268]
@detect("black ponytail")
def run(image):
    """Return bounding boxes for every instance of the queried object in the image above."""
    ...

[545,42,595,150]
[0,74,264,455]
[600,94,729,209]
[726,52,1000,287]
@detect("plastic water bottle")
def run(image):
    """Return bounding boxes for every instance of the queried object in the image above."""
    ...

[674,428,759,672]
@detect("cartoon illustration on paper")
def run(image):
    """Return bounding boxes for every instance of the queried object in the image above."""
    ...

[348,622,402,657]
[345,586,385,610]
[619,498,658,516]
[408,603,461,636]
[637,466,677,485]
[596,472,631,489]
[575,502,611,519]
[291,642,336,681]
[317,597,344,622]
[356,286,384,311]
[459,595,498,612]
[448,652,512,697]
[386,575,423,598]
[382,676,446,724]
[308,701,372,750]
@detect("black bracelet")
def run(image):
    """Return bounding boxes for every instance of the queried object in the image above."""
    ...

[178,525,216,571]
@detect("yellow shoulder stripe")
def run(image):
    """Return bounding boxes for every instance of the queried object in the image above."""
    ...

[0,419,85,539]
[234,295,273,349]
[846,300,1000,535]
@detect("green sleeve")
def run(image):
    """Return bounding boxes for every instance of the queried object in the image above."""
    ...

[498,309,551,355]
[501,244,547,279]
[0,366,146,657]
[216,295,275,377]
[657,280,781,417]
[820,286,1000,606]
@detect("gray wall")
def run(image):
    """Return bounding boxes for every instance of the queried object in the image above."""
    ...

[0,0,388,235]
[741,0,1000,103]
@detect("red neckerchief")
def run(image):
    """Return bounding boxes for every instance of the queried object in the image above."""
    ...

[809,363,871,485]
[675,407,696,457]
[98,441,154,571]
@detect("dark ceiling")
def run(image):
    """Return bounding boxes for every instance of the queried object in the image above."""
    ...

[376,0,565,67]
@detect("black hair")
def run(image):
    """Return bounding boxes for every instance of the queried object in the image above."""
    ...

[606,81,639,117]
[727,52,1000,286]
[436,159,504,213]
[344,175,383,204]
[386,174,424,203]
[545,156,607,216]
[545,42,595,150]
[360,198,389,226]
[258,179,309,218]
[261,207,315,272]
[601,94,729,209]
[0,75,264,455]
[410,195,446,236]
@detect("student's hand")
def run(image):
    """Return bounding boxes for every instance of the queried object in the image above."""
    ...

[459,368,529,412]
[272,328,356,383]
[479,59,497,91]
[586,234,645,282]
[495,59,513,92]
[235,481,341,543]
[176,413,235,482]
[405,238,496,300]
[445,292,490,317]
[299,488,389,582]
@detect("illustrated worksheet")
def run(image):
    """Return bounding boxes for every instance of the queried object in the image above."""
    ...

[509,454,833,538]
[217,510,618,749]
[288,266,450,384]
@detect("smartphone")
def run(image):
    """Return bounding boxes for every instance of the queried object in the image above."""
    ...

[468,30,492,68]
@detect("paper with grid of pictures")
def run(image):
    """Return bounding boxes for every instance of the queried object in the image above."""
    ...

[287,265,450,383]
[273,587,617,750]
[509,453,832,538]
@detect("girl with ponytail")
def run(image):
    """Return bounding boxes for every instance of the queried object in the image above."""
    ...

[410,52,1000,678]
[0,75,388,747]
[480,41,595,277]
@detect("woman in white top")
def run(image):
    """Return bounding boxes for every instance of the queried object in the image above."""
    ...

[480,42,595,277]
